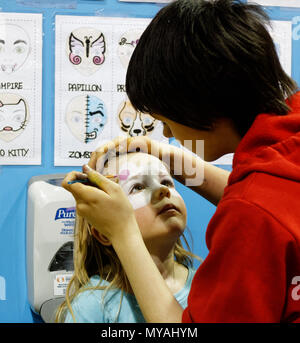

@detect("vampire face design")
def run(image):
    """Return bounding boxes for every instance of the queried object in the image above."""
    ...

[0,23,31,74]
[118,100,156,137]
[65,94,107,144]
[68,27,106,77]
[0,94,29,142]
[117,29,143,69]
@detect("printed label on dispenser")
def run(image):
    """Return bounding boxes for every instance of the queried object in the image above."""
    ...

[54,207,75,235]
[54,274,72,296]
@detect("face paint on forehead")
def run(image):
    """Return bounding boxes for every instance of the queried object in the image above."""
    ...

[118,168,130,181]
[118,158,169,180]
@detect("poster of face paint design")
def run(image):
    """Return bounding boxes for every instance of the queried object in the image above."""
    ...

[268,21,292,77]
[55,15,167,166]
[119,1,173,2]
[0,13,42,165]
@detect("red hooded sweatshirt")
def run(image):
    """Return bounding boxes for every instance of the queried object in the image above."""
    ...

[182,92,300,323]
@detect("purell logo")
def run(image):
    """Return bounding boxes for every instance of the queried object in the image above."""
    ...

[55,207,76,220]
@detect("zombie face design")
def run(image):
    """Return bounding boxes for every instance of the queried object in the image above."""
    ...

[68,27,105,76]
[0,94,29,142]
[118,100,156,137]
[117,29,143,69]
[65,95,107,144]
[0,24,30,74]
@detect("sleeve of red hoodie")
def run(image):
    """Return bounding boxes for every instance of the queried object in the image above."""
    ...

[182,198,300,323]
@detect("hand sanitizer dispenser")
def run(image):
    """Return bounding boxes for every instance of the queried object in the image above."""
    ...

[27,174,76,322]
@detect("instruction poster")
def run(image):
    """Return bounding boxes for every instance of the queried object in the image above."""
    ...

[119,1,172,2]
[55,15,167,166]
[248,0,300,7]
[269,20,292,76]
[0,12,42,165]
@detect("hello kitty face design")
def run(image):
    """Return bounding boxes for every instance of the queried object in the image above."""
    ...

[0,24,31,74]
[118,100,156,137]
[68,27,105,77]
[117,29,143,69]
[65,94,107,144]
[0,96,29,142]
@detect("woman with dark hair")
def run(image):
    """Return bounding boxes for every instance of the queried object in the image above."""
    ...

[63,0,300,322]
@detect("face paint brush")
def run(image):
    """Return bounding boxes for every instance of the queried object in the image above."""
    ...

[68,174,118,185]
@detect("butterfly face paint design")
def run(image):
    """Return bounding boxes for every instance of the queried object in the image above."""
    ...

[65,95,107,144]
[118,29,143,69]
[118,100,156,137]
[0,95,29,142]
[0,24,31,74]
[68,27,105,76]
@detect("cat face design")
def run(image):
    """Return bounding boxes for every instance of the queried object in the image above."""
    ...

[66,95,107,144]
[118,101,156,137]
[0,24,30,74]
[68,27,105,77]
[0,97,28,142]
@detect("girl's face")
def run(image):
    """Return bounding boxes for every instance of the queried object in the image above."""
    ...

[100,153,187,246]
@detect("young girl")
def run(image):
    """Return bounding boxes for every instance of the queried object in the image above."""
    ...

[57,152,198,323]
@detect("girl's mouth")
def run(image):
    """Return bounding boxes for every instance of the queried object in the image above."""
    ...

[157,203,179,215]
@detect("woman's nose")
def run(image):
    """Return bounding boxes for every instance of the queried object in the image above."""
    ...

[152,185,171,202]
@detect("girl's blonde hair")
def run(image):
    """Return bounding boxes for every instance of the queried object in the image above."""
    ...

[55,216,199,322]
[56,153,200,322]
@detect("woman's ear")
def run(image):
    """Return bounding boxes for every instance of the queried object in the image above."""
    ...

[91,227,112,246]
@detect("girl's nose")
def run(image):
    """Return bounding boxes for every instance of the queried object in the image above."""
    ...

[152,185,171,202]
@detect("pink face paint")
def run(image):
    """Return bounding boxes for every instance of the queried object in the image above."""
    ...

[118,169,130,181]
[69,53,81,65]
[93,55,105,65]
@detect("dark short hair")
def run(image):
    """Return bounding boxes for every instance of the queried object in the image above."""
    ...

[126,0,298,136]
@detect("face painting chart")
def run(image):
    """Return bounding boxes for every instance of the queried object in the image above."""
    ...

[0,12,42,165]
[248,0,300,7]
[54,15,167,166]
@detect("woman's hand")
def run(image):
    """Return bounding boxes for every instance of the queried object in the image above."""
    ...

[89,135,229,206]
[61,166,140,244]
[88,136,166,171]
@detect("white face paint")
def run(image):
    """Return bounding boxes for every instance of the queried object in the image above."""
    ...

[0,24,31,74]
[115,157,182,210]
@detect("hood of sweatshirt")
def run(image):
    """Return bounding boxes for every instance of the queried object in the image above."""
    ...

[228,92,300,186]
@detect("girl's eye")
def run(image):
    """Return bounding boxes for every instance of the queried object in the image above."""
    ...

[161,179,174,187]
[130,183,145,194]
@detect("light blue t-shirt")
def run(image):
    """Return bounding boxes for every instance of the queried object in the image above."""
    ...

[64,266,196,323]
